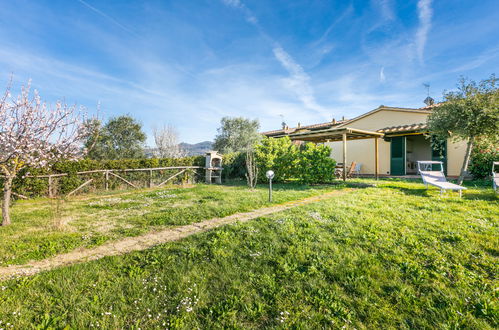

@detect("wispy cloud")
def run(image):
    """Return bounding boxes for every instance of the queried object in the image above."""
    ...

[375,0,394,21]
[314,5,354,46]
[272,46,327,116]
[221,0,242,8]
[448,46,499,73]
[379,66,386,83]
[415,0,433,64]
[221,0,258,25]
[77,0,139,37]
[220,0,329,117]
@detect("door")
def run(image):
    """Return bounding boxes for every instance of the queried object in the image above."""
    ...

[390,136,406,175]
[431,137,447,173]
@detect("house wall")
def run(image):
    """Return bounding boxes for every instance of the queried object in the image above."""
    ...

[328,138,391,175]
[447,140,468,176]
[341,109,429,131]
[325,109,466,177]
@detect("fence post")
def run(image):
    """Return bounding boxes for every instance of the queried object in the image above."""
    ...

[149,169,153,188]
[48,175,53,198]
[105,171,109,191]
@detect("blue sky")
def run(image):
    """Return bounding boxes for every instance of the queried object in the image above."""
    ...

[0,0,498,144]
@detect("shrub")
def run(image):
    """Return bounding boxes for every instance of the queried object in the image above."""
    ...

[469,142,499,179]
[221,152,246,180]
[254,137,337,184]
[297,143,337,184]
[255,136,298,182]
[10,156,205,197]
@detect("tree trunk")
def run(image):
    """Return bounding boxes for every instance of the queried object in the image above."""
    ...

[1,175,13,226]
[245,151,258,189]
[458,137,474,185]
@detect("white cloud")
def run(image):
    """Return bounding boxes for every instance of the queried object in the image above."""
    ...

[314,5,354,46]
[448,46,499,73]
[221,0,329,118]
[272,46,328,117]
[415,0,433,64]
[221,0,243,8]
[77,0,139,37]
[220,0,258,25]
[379,66,386,83]
[375,0,394,21]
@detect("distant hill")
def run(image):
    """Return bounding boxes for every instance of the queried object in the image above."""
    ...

[180,141,213,156]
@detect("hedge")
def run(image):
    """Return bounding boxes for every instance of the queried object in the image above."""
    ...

[9,156,205,197]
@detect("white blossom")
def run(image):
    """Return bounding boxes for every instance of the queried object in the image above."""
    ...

[0,80,90,225]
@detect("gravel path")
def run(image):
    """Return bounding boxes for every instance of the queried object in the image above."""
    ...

[0,189,352,280]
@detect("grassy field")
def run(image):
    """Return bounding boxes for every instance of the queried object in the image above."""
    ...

[0,179,497,328]
[0,182,344,266]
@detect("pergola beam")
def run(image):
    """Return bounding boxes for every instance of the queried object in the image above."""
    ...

[272,126,384,181]
[296,135,379,143]
[285,127,383,143]
[374,137,379,180]
[342,132,347,181]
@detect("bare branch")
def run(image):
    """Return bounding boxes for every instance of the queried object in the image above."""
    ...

[153,124,186,158]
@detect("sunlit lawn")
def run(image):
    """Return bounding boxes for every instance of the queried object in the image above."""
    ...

[0,179,497,328]
[0,182,343,266]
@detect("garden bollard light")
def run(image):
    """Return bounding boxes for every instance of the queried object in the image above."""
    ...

[266,170,275,202]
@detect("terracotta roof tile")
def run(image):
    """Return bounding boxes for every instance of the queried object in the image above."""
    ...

[261,120,347,136]
[377,123,428,133]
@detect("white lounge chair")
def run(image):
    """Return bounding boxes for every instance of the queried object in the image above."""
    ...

[492,161,499,193]
[417,161,467,197]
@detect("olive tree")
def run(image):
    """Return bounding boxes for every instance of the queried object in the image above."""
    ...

[427,75,499,184]
[213,117,261,154]
[213,117,261,188]
[0,82,89,226]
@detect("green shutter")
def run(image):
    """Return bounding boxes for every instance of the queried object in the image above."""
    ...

[431,137,447,174]
[390,136,406,176]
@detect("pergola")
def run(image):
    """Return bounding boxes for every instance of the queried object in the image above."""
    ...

[284,127,385,181]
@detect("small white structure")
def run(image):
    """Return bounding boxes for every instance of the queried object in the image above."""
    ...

[492,161,499,192]
[417,161,466,197]
[205,151,223,184]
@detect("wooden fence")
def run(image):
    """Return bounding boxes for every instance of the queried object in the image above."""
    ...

[11,166,204,198]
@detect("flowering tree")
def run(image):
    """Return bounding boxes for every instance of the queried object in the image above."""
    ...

[0,82,89,226]
[153,124,186,158]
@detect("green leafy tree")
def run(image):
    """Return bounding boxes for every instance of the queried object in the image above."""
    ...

[213,117,261,153]
[428,75,499,184]
[86,115,146,160]
[255,136,298,182]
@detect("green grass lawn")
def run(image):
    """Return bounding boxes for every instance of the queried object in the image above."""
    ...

[0,182,343,266]
[0,179,497,328]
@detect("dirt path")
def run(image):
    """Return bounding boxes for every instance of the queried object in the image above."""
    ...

[0,189,352,280]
